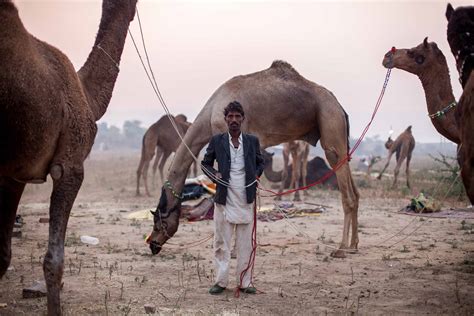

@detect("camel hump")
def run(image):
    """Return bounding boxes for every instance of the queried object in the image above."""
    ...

[270,60,301,79]
[405,125,412,133]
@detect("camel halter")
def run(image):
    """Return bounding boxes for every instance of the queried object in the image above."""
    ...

[428,101,457,119]
[96,43,120,70]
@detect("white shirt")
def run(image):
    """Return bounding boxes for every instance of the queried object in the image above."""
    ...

[218,133,253,224]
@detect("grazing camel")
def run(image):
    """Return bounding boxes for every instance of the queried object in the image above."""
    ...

[277,141,310,201]
[147,60,359,257]
[377,126,416,188]
[136,114,197,196]
[262,149,338,190]
[382,38,460,144]
[446,3,474,204]
[0,1,136,314]
[261,149,283,182]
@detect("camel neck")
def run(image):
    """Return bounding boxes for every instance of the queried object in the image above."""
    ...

[417,59,460,144]
[165,118,212,208]
[78,0,136,121]
[0,3,25,40]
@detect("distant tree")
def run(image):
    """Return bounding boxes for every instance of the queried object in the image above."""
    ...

[123,120,146,149]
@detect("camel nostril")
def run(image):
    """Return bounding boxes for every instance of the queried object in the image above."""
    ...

[384,51,392,58]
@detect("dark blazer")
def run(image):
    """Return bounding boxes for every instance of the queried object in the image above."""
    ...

[201,132,265,205]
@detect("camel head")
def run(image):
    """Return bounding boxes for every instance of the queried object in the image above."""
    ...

[446,3,474,87]
[175,114,188,124]
[261,148,274,166]
[385,137,394,150]
[382,37,444,75]
[148,188,181,255]
[261,148,283,182]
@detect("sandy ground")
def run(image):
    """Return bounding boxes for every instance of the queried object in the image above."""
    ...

[1,152,473,315]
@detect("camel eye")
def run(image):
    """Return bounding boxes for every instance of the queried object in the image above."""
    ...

[415,55,425,64]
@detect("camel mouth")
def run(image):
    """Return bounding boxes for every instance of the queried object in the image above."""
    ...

[149,241,162,255]
[382,59,394,69]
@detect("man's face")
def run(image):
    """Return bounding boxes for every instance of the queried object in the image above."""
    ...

[225,111,244,133]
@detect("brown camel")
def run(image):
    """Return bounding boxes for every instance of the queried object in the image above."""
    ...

[277,141,310,201]
[446,4,474,204]
[382,38,460,144]
[377,126,416,188]
[136,114,197,196]
[0,1,136,314]
[147,60,359,257]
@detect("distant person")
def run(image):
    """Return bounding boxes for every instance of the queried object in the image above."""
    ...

[201,101,265,295]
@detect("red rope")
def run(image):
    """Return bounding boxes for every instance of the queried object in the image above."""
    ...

[235,194,259,297]
[259,69,392,198]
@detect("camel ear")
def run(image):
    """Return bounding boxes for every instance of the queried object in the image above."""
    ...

[423,37,429,48]
[446,3,454,21]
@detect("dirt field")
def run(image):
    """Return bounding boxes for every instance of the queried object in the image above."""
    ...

[1,152,473,315]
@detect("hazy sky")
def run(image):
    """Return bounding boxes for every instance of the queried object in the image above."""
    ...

[15,0,472,143]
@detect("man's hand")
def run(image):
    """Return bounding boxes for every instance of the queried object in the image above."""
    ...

[215,172,222,179]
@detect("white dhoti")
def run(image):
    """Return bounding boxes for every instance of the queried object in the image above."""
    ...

[213,205,254,288]
[213,133,254,288]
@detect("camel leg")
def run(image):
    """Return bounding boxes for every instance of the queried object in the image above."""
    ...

[0,177,25,277]
[406,154,412,189]
[377,152,394,180]
[143,161,151,197]
[136,157,145,196]
[44,166,83,316]
[152,147,163,189]
[461,145,474,205]
[391,158,404,189]
[292,157,301,201]
[159,151,171,184]
[276,148,290,201]
[323,144,359,250]
[301,149,309,196]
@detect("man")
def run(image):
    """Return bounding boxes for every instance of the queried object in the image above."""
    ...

[201,101,265,295]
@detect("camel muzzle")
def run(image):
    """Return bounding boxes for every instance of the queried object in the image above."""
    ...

[149,241,162,255]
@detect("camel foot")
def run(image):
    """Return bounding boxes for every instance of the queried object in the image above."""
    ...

[274,196,282,201]
[330,250,346,258]
[293,196,301,202]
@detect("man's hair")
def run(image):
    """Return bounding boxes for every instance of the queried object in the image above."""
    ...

[223,101,245,117]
